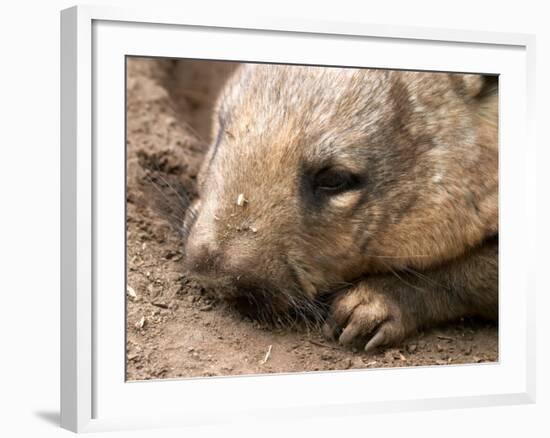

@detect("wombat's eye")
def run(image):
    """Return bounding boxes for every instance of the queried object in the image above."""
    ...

[314,167,360,194]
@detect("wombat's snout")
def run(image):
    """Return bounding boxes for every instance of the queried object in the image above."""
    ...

[183,236,223,277]
[183,234,291,319]
[182,210,300,321]
[183,226,272,297]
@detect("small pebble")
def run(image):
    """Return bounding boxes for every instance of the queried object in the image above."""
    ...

[135,316,145,330]
[127,285,137,300]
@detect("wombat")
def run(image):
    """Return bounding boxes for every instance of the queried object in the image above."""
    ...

[182,64,498,352]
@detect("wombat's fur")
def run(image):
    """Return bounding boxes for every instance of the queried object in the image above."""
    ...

[183,64,498,352]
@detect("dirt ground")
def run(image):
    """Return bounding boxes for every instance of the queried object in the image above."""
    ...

[125,57,498,381]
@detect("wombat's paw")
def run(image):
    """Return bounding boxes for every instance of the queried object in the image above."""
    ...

[322,284,414,352]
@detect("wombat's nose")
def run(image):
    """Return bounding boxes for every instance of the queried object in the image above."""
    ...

[183,240,223,275]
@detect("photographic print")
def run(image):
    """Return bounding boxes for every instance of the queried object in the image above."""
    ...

[125,57,498,381]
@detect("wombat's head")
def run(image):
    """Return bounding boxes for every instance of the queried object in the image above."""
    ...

[182,64,498,323]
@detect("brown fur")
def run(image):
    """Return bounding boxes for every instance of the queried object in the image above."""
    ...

[182,64,498,351]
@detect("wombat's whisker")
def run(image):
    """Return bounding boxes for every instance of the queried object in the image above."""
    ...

[378,258,430,293]
[151,171,193,208]
[146,198,186,232]
[140,171,190,224]
[181,205,198,241]
[401,266,448,290]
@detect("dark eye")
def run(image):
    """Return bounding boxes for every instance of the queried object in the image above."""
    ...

[314,168,360,194]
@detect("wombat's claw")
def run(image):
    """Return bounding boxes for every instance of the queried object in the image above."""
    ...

[363,323,403,353]
[323,286,409,353]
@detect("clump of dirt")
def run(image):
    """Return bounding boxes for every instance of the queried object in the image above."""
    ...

[125,57,498,381]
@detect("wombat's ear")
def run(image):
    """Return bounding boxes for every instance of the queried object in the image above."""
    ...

[464,74,498,128]
[460,74,498,100]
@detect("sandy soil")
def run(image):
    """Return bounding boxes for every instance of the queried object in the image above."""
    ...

[125,57,498,381]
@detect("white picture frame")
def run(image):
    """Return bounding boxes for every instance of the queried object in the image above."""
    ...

[60,4,537,433]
